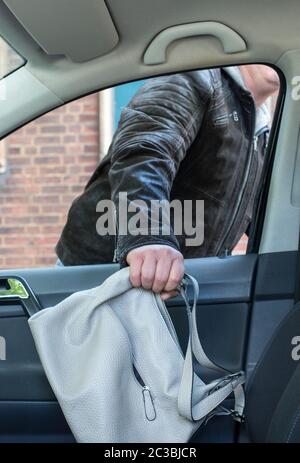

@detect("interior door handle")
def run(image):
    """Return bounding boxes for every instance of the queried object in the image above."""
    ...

[0,277,42,317]
[143,21,247,65]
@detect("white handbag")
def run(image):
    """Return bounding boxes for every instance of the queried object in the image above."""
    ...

[28,267,245,443]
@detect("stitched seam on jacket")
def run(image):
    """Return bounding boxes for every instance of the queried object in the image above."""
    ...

[113,105,205,180]
[176,179,226,207]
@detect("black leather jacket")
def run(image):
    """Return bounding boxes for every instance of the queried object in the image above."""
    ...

[56,67,269,266]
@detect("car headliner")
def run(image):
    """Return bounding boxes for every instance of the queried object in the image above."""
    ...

[0,0,296,137]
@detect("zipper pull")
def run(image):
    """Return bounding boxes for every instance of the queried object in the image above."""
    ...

[233,110,239,122]
[142,386,156,421]
[113,248,118,263]
[253,135,258,152]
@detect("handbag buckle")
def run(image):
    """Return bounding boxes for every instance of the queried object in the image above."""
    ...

[230,409,245,423]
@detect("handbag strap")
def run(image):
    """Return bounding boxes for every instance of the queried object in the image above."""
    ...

[177,273,245,423]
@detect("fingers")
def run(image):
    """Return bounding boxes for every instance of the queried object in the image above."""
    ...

[152,256,172,293]
[126,245,184,298]
[160,290,179,301]
[164,257,184,293]
[140,253,157,290]
[127,252,143,288]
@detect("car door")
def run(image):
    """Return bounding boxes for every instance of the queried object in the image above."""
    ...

[0,0,299,444]
[0,254,255,443]
[0,244,297,443]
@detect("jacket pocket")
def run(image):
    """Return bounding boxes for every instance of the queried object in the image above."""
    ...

[213,113,229,127]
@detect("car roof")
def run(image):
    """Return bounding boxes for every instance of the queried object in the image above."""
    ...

[0,0,295,137]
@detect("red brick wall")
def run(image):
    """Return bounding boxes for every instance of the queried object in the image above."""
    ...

[0,94,100,268]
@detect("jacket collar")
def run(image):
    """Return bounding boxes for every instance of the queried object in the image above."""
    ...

[223,66,271,135]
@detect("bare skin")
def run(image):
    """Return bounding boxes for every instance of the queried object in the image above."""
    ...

[126,245,184,300]
[239,64,280,107]
[127,65,280,300]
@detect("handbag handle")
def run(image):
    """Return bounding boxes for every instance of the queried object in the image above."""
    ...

[177,273,245,423]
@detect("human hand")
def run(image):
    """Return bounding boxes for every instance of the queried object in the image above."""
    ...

[126,244,184,300]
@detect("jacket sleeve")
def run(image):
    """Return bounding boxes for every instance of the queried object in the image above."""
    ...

[108,73,211,265]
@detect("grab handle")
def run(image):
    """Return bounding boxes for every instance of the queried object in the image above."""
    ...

[144,21,247,65]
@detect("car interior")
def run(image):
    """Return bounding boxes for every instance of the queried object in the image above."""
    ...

[0,0,300,443]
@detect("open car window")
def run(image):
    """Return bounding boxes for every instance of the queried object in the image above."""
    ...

[0,65,280,269]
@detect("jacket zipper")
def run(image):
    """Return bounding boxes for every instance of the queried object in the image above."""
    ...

[217,124,269,255]
[113,208,118,262]
[216,98,256,255]
[113,248,118,263]
[216,138,255,255]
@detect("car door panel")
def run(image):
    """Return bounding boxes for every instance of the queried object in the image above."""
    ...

[0,255,256,442]
[0,251,295,442]
[246,251,297,378]
[0,251,295,443]
[0,402,75,443]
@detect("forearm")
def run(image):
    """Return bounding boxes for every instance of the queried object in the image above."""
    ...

[109,147,181,265]
[107,73,209,263]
